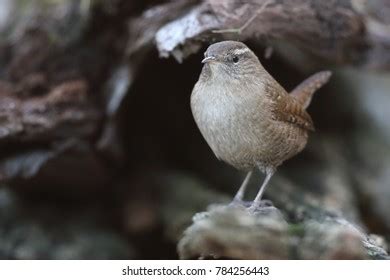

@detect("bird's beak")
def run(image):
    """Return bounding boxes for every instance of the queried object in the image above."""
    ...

[201,56,216,63]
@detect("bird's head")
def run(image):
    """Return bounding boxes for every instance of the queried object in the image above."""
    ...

[201,41,262,80]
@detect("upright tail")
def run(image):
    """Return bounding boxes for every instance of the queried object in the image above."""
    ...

[290,71,332,109]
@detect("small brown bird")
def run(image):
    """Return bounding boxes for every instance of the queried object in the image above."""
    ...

[191,41,331,212]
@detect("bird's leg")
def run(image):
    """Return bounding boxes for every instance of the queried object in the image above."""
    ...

[248,168,275,212]
[231,171,253,205]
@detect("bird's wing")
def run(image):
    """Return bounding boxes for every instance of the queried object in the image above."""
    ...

[290,71,332,109]
[266,81,315,131]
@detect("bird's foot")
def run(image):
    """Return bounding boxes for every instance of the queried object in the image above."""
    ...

[247,199,273,214]
[229,198,251,208]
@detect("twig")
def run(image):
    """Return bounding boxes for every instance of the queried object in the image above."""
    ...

[212,0,273,34]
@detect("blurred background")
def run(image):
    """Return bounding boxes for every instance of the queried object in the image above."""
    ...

[0,0,389,259]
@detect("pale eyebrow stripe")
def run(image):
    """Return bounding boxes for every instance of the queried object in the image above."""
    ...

[233,48,249,55]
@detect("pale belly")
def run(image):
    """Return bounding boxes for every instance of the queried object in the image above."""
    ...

[191,86,308,171]
[192,87,269,170]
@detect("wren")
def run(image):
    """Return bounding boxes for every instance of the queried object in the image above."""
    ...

[191,41,331,212]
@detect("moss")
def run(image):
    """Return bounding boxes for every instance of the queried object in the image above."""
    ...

[288,223,305,237]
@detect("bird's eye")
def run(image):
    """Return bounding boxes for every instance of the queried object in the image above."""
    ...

[232,55,239,63]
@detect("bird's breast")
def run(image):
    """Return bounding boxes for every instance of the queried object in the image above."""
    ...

[191,79,271,169]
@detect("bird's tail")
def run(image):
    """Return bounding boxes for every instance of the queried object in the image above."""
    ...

[290,71,332,109]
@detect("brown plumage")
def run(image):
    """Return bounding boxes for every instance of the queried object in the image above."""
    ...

[290,71,332,109]
[191,41,331,212]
